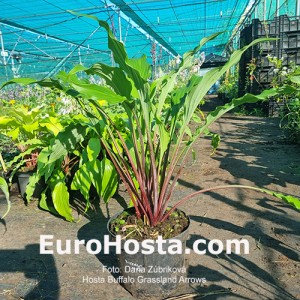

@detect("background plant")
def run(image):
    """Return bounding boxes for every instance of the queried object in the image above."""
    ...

[267,56,300,143]
[218,71,238,100]
[279,75,300,144]
[0,101,67,177]
[245,58,257,91]
[27,113,119,222]
[0,85,81,114]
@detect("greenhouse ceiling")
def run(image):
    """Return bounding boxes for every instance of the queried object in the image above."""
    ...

[0,0,294,82]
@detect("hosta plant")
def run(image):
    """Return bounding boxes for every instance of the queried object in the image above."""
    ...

[29,114,119,222]
[2,15,300,229]
[0,102,65,174]
[0,99,119,221]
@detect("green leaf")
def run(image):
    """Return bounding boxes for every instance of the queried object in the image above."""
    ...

[211,133,221,155]
[1,77,38,88]
[88,158,118,202]
[155,121,170,165]
[48,124,87,164]
[201,89,278,135]
[0,116,14,126]
[70,12,148,91]
[40,117,64,136]
[71,163,92,203]
[278,84,297,94]
[126,55,151,81]
[86,63,132,98]
[7,127,20,140]
[262,189,300,211]
[25,172,42,202]
[1,77,64,90]
[184,38,278,125]
[67,80,126,104]
[23,121,39,133]
[37,147,55,182]
[87,138,101,161]
[68,64,88,75]
[52,182,74,222]
[180,32,224,69]
[0,177,11,219]
[290,75,300,85]
[39,192,58,215]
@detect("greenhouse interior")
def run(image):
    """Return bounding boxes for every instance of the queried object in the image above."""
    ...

[0,1,300,300]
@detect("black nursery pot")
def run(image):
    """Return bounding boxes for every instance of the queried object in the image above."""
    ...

[16,172,45,200]
[107,209,190,299]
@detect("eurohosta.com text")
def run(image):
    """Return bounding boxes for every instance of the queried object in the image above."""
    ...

[40,235,250,255]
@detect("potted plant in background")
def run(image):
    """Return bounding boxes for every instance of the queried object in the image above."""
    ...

[28,112,119,222]
[0,91,119,219]
[217,71,238,103]
[0,100,65,199]
[0,85,85,200]
[2,14,300,299]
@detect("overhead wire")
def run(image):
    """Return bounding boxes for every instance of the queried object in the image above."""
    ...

[168,0,189,45]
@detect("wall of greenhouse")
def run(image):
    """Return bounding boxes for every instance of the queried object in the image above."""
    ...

[228,0,299,52]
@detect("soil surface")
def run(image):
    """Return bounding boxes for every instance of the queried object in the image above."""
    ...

[109,207,189,241]
[1,99,300,300]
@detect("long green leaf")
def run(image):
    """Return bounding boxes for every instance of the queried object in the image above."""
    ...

[71,163,92,202]
[68,81,125,104]
[39,192,58,215]
[48,124,87,164]
[87,138,101,161]
[180,31,223,69]
[88,158,119,203]
[86,63,132,98]
[52,181,74,222]
[152,31,218,118]
[0,177,11,219]
[1,77,64,90]
[183,37,278,126]
[25,172,41,202]
[203,89,278,133]
[262,189,300,210]
[70,12,148,91]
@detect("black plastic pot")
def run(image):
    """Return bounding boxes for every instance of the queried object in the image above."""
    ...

[17,172,45,200]
[107,209,190,299]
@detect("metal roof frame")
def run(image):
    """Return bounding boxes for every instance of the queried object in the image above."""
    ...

[0,0,298,83]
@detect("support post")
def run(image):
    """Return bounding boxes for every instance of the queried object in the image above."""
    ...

[0,30,7,66]
[0,30,9,80]
[78,48,82,65]
[118,9,122,42]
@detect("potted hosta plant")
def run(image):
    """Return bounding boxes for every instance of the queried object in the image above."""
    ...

[0,101,65,199]
[28,113,119,222]
[2,14,300,299]
[0,95,119,220]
